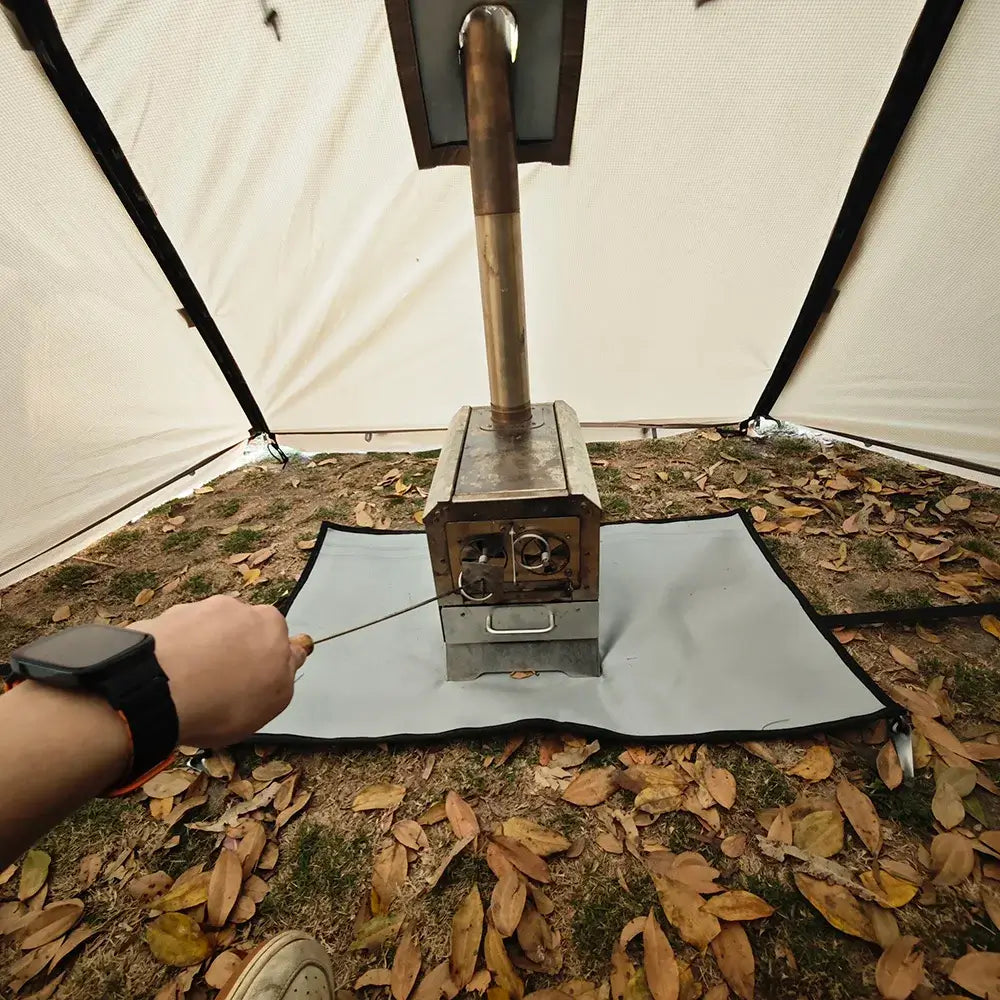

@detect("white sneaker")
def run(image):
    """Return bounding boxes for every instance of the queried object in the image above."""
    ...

[219,930,334,1000]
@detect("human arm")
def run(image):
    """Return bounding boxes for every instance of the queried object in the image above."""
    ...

[0,596,306,867]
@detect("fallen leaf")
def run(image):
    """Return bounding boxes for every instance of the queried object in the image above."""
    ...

[127,872,173,903]
[651,875,721,950]
[786,746,834,782]
[412,961,457,1000]
[562,768,618,807]
[47,923,99,971]
[51,605,70,623]
[6,940,61,988]
[793,874,877,942]
[931,782,965,830]
[782,505,822,518]
[491,872,527,937]
[372,842,408,912]
[425,837,474,890]
[252,760,292,782]
[354,784,407,812]
[875,935,923,1000]
[78,854,102,890]
[356,969,394,989]
[766,807,793,845]
[418,801,448,826]
[611,940,636,1000]
[491,836,550,883]
[643,909,679,1000]
[836,780,882,856]
[876,743,903,790]
[393,820,430,852]
[0,863,15,887]
[597,832,624,854]
[915,624,941,644]
[485,925,524,1000]
[750,506,768,523]
[18,851,51,901]
[915,714,980,761]
[21,900,84,949]
[205,950,244,989]
[551,740,601,768]
[134,588,155,607]
[949,951,1000,998]
[352,914,405,951]
[449,886,484,989]
[206,848,241,927]
[500,819,571,857]
[142,771,195,799]
[446,792,480,839]
[146,913,211,967]
[230,894,256,923]
[276,789,312,828]
[983,885,1000,933]
[930,831,974,886]
[888,646,917,670]
[237,821,267,878]
[710,921,754,1000]
[702,891,774,921]
[151,872,211,912]
[194,485,214,494]
[247,546,275,568]
[704,766,736,810]
[227,552,251,565]
[793,811,844,858]
[392,927,422,1000]
[982,616,1000,641]
[721,835,746,859]
[243,875,270,904]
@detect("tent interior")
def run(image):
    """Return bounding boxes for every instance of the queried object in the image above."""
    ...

[3,0,997,588]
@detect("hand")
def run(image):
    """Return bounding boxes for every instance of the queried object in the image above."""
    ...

[130,596,306,747]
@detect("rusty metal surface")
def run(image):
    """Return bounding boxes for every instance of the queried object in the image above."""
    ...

[554,399,600,507]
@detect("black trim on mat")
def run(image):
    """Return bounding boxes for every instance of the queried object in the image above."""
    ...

[270,510,903,746]
[748,0,965,423]
[5,0,274,442]
[0,441,242,581]
[822,602,1000,629]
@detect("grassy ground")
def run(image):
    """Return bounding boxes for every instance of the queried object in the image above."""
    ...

[2,429,999,999]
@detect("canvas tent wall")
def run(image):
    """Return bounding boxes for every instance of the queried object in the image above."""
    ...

[1,0,997,586]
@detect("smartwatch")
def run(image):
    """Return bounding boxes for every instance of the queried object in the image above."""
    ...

[4,625,179,795]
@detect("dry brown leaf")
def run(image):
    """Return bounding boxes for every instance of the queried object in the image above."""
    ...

[793,810,844,858]
[611,940,636,1000]
[868,905,901,949]
[146,912,211,967]
[411,961,456,1000]
[766,806,793,845]
[597,833,624,854]
[77,854,102,891]
[51,604,71,623]
[426,837,474,890]
[6,940,61,989]
[930,831,974,886]
[352,914,405,951]
[372,842,408,913]
[982,885,1000,933]
[562,768,618,807]
[394,820,430,852]
[446,791,480,839]
[949,951,1000,998]
[127,871,173,903]
[793,874,878,942]
[47,924,98,972]
[252,760,293,782]
[877,742,903,790]
[786,746,834,782]
[836,780,882,856]
[491,836,551,883]
[710,921,754,1000]
[782,505,821,518]
[247,546,275,568]
[142,770,195,799]
[551,740,601,768]
[151,872,211,912]
[418,801,448,826]
[243,874,270,904]
[888,645,917,670]
[528,885,555,917]
[500,819,571,857]
[18,850,51,902]
[914,715,980,761]
[276,789,312,828]
[485,925,524,1000]
[704,766,736,810]
[651,875,721,950]
[21,900,84,950]
[982,615,1000,641]
[134,588,155,607]
[642,909,679,1000]
[889,685,940,719]
[702,891,774,921]
[230,894,257,924]
[354,784,407,812]
[227,552,251,565]
[701,988,728,1000]
[875,935,923,1000]
[0,862,16,887]
[720,834,746,859]
[356,969,394,989]
[392,927,422,1000]
[931,782,965,830]
[750,506,768,523]
[206,848,241,927]
[205,950,244,990]
[272,773,297,812]
[237,821,267,878]
[491,872,527,938]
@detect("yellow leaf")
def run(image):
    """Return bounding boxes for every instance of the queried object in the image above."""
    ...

[499,818,570,857]
[793,811,844,858]
[982,615,1000,641]
[642,909,679,1000]
[18,850,51,901]
[450,886,484,988]
[146,912,211,967]
[352,784,407,812]
[702,891,774,922]
[206,848,241,927]
[786,745,835,782]
[875,936,923,1000]
[710,921,755,1000]
[413,510,425,526]
[836,780,882,856]
[782,506,822,518]
[445,791,480,839]
[151,872,211,912]
[241,568,262,587]
[860,870,918,909]
[194,485,214,494]
[134,588,155,607]
[793,874,878,942]
[950,951,1000,998]
[351,914,405,951]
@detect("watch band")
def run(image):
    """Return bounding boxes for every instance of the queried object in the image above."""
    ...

[97,647,179,795]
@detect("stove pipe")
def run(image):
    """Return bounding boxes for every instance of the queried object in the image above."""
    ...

[461,5,531,431]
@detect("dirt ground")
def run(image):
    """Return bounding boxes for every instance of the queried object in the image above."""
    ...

[2,428,1000,1000]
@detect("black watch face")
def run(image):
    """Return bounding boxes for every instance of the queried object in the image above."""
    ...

[13,625,149,675]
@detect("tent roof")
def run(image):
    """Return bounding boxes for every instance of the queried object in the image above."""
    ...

[2,0,996,583]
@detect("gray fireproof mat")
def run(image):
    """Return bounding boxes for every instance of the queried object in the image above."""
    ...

[262,512,899,743]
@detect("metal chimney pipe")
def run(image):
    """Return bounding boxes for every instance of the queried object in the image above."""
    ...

[461,6,531,431]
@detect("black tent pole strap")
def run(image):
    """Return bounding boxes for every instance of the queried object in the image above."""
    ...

[821,601,1000,630]
[747,0,965,425]
[5,0,275,444]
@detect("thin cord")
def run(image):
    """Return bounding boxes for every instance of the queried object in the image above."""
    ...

[312,590,453,645]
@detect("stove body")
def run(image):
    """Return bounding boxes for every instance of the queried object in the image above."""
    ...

[425,401,601,679]
[422,5,601,680]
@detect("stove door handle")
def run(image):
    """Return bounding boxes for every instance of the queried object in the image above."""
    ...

[485,610,555,635]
